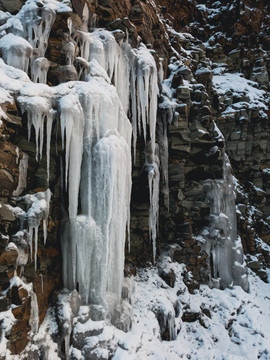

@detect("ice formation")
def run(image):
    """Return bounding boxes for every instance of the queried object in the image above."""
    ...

[201,153,249,291]
[75,30,160,253]
[60,78,132,307]
[7,190,52,270]
[2,13,159,307]
[13,152,29,196]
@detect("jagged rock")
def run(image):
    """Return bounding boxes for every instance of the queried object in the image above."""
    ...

[0,202,16,221]
[71,0,86,19]
[159,268,176,288]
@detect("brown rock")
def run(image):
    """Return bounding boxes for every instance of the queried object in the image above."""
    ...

[0,250,18,266]
[71,0,86,19]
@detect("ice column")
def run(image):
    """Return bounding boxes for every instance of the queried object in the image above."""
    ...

[202,153,249,291]
[145,143,160,263]
[59,93,84,218]
[61,79,132,308]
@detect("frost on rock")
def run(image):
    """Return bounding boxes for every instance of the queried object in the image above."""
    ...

[201,153,249,291]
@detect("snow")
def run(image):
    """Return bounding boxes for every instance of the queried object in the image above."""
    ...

[0,33,32,73]
[213,72,268,110]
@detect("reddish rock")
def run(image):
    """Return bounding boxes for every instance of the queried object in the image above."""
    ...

[0,250,18,266]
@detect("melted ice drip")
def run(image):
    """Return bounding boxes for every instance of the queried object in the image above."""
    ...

[202,153,249,291]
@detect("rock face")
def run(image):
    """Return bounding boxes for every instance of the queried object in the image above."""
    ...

[0,0,269,357]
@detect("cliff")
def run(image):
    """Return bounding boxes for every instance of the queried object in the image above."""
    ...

[0,0,269,359]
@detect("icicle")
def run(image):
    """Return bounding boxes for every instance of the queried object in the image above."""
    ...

[59,93,84,218]
[94,131,132,305]
[23,5,56,57]
[17,95,52,162]
[23,189,52,269]
[15,147,19,164]
[46,109,54,181]
[137,45,159,154]
[62,40,76,66]
[34,226,38,271]
[158,58,164,83]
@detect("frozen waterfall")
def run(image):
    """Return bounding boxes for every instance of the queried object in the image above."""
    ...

[3,2,160,311]
[201,153,249,291]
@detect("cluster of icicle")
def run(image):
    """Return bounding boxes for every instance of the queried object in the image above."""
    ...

[201,152,249,291]
[7,189,51,271]
[0,0,161,309]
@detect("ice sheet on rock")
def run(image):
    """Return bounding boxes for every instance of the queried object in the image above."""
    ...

[201,153,248,291]
[0,33,32,72]
[13,152,29,196]
[29,290,39,335]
